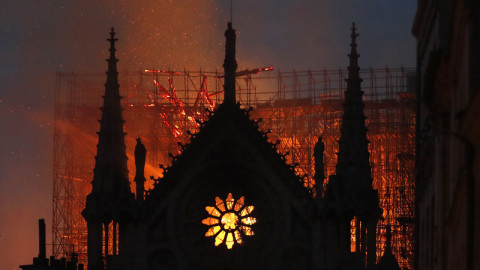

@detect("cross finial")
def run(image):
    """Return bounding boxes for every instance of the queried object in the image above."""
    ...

[351,22,359,45]
[108,27,118,51]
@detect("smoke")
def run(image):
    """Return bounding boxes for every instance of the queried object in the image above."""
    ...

[0,1,224,269]
[0,1,416,269]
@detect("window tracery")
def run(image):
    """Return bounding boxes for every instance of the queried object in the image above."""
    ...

[202,193,256,249]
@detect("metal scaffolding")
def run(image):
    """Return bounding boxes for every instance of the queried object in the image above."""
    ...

[53,67,415,269]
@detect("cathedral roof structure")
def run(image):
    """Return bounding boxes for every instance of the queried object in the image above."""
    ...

[139,23,312,270]
[145,22,311,221]
[146,101,311,204]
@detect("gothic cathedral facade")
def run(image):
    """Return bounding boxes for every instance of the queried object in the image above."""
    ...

[82,23,398,270]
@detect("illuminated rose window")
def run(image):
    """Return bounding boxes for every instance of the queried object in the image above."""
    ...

[202,193,256,249]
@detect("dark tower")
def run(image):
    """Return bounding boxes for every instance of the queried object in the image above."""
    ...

[323,23,382,270]
[223,22,238,104]
[82,28,134,270]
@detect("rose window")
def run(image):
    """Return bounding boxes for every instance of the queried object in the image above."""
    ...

[202,193,256,249]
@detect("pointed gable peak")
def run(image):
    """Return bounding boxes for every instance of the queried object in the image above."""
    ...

[146,103,309,204]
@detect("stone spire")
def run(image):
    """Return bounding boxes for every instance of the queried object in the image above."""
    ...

[223,22,238,104]
[82,28,134,270]
[322,24,381,270]
[83,27,133,223]
[90,27,131,200]
[334,22,375,199]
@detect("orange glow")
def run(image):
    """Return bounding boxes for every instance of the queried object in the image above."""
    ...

[221,212,238,230]
[215,231,226,246]
[144,69,182,75]
[234,197,244,211]
[206,206,221,217]
[350,218,357,253]
[215,197,226,211]
[225,193,234,210]
[225,232,235,249]
[217,66,274,78]
[202,217,219,226]
[205,226,221,237]
[240,206,254,217]
[54,68,414,268]
[202,193,256,249]
[241,217,256,226]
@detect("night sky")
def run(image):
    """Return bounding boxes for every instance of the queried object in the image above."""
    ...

[0,1,416,269]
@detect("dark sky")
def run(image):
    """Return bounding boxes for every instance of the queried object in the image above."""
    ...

[0,1,416,269]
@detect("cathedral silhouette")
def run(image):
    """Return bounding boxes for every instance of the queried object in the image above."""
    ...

[81,23,400,270]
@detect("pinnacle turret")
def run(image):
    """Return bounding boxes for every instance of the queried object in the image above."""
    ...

[324,23,381,218]
[84,28,133,220]
[223,22,238,104]
[82,28,134,270]
[335,23,371,191]
[321,24,382,270]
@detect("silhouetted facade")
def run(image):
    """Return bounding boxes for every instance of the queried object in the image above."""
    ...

[83,23,397,270]
[413,1,480,270]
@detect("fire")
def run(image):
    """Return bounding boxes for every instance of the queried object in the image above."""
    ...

[54,68,415,268]
[350,218,357,253]
[145,69,182,75]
